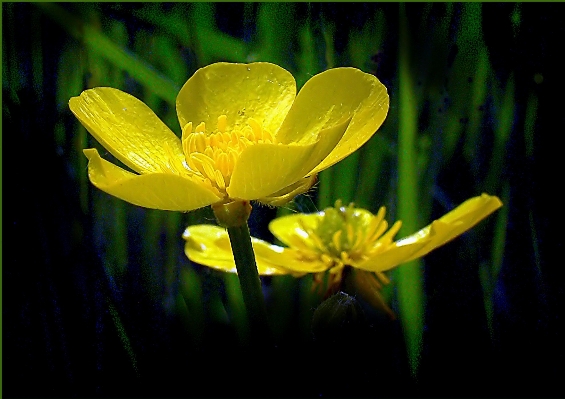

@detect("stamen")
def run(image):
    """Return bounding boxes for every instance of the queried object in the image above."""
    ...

[243,126,254,141]
[214,170,226,191]
[228,151,238,169]
[222,132,231,145]
[188,156,207,178]
[310,232,327,252]
[201,160,217,182]
[248,118,262,140]
[352,227,365,251]
[365,214,384,241]
[182,122,193,141]
[369,219,388,243]
[217,115,227,133]
[195,122,206,132]
[209,133,219,147]
[217,152,230,179]
[321,253,334,267]
[378,220,402,244]
[332,230,342,252]
[181,115,277,196]
[188,132,207,154]
[374,206,386,224]
[340,251,352,265]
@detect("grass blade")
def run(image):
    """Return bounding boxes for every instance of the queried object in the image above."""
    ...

[395,4,425,378]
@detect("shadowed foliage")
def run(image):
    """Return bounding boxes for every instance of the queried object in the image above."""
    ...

[2,3,563,398]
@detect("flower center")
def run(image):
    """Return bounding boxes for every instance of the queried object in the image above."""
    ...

[181,115,277,196]
[292,201,401,299]
[315,201,370,260]
[297,200,401,268]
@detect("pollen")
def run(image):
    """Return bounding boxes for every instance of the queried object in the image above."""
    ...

[181,115,277,196]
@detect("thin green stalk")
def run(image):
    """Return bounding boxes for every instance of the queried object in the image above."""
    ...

[356,134,389,211]
[333,152,359,205]
[107,17,129,279]
[299,274,319,341]
[192,3,248,65]
[178,267,205,347]
[481,182,509,339]
[486,73,514,193]
[296,23,318,89]
[255,3,296,69]
[212,199,271,346]
[223,273,250,344]
[107,298,139,377]
[396,3,425,379]
[270,275,297,343]
[226,223,271,345]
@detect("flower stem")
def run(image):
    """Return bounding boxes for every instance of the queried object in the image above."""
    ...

[226,223,271,344]
[212,200,271,346]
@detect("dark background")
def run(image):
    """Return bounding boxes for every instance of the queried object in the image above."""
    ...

[3,3,564,398]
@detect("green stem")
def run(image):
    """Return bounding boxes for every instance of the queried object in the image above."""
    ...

[212,201,271,347]
[226,223,271,344]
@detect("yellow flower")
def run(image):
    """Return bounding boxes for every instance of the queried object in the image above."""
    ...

[183,194,502,315]
[69,62,389,211]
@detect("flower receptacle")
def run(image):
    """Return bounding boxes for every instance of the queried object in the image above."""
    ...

[212,200,253,228]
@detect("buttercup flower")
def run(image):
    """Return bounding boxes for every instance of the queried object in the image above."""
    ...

[183,194,502,314]
[69,62,389,211]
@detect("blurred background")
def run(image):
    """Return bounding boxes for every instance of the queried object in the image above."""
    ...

[3,2,564,398]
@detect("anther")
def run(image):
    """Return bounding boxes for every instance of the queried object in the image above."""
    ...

[248,118,262,140]
[217,152,230,179]
[217,115,227,133]
[188,133,206,154]
[321,253,334,267]
[214,170,226,190]
[195,122,206,133]
[379,220,402,244]
[332,230,342,253]
[182,122,193,137]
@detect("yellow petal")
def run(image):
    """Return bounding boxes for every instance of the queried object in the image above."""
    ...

[182,225,294,275]
[437,193,503,225]
[84,148,222,211]
[269,211,320,248]
[354,238,432,272]
[176,62,296,134]
[227,117,350,199]
[69,87,184,174]
[401,193,503,262]
[355,194,503,271]
[252,237,328,274]
[275,67,389,174]
[258,175,318,206]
